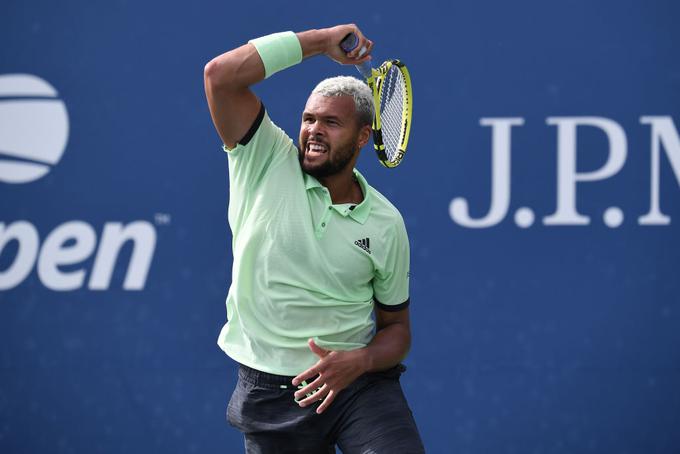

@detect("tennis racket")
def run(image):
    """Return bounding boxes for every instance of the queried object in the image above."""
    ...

[340,33,413,168]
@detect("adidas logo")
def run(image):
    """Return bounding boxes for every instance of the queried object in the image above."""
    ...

[354,237,371,254]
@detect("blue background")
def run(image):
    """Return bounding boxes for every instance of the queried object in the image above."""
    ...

[2,0,679,452]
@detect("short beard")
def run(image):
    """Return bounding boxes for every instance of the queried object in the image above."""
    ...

[298,140,358,179]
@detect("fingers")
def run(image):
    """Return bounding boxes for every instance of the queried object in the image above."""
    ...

[294,375,324,400]
[292,340,331,385]
[297,383,328,407]
[356,40,374,63]
[292,365,318,386]
[308,338,330,357]
[347,39,374,65]
[341,23,363,55]
[315,389,336,414]
[347,38,373,60]
[327,24,374,65]
[296,384,337,414]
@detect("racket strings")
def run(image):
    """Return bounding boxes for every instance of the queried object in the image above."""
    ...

[379,66,407,162]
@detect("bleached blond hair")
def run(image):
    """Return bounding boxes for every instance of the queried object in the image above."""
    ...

[311,76,374,127]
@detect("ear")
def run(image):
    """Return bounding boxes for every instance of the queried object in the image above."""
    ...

[357,124,371,149]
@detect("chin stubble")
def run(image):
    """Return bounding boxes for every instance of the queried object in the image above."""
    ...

[298,141,358,179]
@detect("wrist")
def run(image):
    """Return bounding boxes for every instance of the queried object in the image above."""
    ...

[356,346,374,374]
[296,29,331,59]
[248,31,302,79]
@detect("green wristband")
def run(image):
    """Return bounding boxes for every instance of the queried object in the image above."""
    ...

[248,31,303,79]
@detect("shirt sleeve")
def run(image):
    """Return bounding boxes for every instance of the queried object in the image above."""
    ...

[372,216,411,312]
[223,103,293,189]
[223,104,298,231]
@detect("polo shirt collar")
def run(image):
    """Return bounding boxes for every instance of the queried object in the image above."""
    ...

[303,172,323,190]
[303,169,372,225]
[349,170,371,224]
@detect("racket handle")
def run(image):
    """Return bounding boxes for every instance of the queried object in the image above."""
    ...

[354,61,373,79]
[339,33,373,79]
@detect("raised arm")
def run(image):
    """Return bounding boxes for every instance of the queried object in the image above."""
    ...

[203,25,373,148]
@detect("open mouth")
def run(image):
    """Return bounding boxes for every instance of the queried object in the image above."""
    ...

[306,141,328,156]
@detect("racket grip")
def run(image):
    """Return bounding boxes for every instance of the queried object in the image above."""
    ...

[339,33,373,79]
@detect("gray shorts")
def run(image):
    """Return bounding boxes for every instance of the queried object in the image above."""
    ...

[227,363,425,453]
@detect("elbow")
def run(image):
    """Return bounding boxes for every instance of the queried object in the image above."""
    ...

[204,57,239,92]
[400,322,412,357]
[403,330,412,355]
[205,46,259,92]
[203,58,224,88]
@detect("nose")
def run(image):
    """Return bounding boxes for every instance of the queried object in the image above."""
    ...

[307,119,324,137]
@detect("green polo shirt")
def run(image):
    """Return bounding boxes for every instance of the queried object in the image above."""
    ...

[217,105,410,376]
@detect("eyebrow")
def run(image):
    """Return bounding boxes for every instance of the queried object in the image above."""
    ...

[302,112,344,123]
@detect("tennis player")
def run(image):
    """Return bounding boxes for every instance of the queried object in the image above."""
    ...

[204,24,424,453]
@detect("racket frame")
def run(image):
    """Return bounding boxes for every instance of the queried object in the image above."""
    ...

[370,60,412,168]
[339,33,413,168]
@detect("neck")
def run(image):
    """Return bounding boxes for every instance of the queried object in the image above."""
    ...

[317,167,363,204]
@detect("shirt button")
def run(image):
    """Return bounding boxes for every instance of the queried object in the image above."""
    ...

[328,206,332,210]
[321,222,326,227]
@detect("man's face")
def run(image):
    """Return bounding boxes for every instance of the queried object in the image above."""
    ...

[298,94,369,179]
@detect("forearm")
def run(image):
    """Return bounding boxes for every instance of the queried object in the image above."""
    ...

[360,322,411,373]
[203,43,266,91]
[204,29,330,90]
[296,29,331,59]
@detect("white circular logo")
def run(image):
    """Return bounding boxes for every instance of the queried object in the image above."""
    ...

[0,74,69,184]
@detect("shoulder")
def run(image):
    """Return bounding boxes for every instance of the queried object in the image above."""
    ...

[224,104,296,157]
[366,183,406,227]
